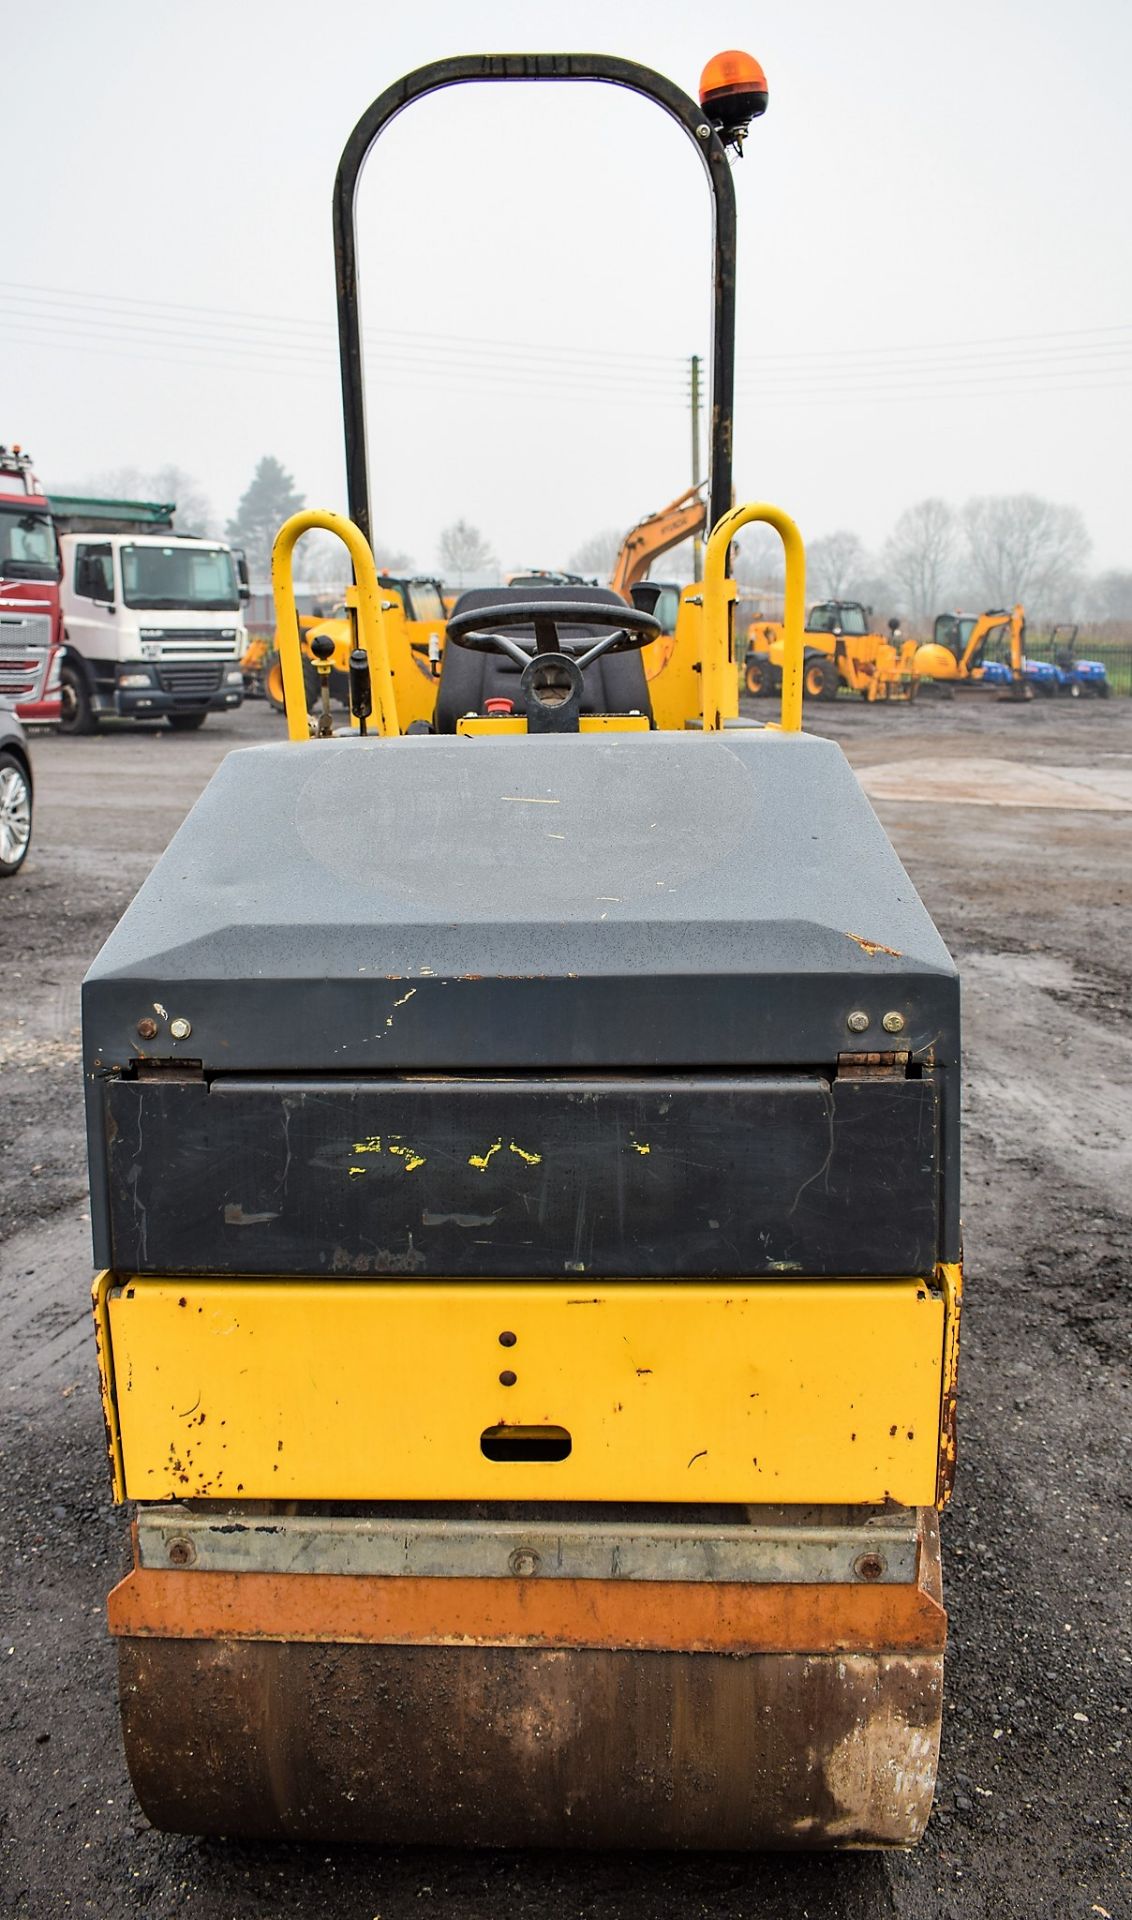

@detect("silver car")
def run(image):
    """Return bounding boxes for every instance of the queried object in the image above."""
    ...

[0,704,33,877]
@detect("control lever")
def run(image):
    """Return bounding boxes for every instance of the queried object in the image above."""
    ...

[309,633,336,738]
[349,648,373,736]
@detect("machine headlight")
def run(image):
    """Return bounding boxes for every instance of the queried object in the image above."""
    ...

[118,672,154,688]
[226,670,244,685]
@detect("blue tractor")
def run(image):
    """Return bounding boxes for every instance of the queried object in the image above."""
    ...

[1024,624,1111,698]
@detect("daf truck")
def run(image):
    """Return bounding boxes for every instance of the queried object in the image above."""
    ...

[52,497,248,732]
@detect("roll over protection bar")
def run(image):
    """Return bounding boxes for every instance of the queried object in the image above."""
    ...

[331,54,740,544]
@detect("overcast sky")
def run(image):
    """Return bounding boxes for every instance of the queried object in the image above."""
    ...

[5,0,1130,574]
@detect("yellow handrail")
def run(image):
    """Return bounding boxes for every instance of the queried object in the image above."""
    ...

[270,509,401,741]
[702,502,806,733]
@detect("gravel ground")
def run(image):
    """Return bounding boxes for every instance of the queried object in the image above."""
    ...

[1,697,1129,1918]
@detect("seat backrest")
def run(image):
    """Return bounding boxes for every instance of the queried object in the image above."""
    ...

[434,585,653,733]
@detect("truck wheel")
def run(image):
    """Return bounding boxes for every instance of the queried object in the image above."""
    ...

[0,751,33,876]
[804,657,839,701]
[59,661,96,735]
[168,713,207,732]
[744,655,776,698]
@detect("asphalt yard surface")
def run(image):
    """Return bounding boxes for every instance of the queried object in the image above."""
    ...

[1,695,1129,1917]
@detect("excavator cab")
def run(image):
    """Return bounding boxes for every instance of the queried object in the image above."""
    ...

[85,48,961,1852]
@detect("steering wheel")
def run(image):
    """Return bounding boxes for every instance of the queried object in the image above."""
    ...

[446,598,661,672]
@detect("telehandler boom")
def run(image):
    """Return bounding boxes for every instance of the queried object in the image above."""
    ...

[85,48,960,1850]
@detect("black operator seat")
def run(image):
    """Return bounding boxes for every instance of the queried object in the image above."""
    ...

[434,584,654,733]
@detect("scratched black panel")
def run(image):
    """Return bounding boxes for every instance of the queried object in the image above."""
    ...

[102,1074,938,1279]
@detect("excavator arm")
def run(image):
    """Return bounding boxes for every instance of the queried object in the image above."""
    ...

[609,483,707,599]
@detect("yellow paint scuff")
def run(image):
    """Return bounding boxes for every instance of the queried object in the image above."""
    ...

[388,1144,426,1172]
[469,1139,503,1173]
[353,1136,382,1154]
[509,1142,542,1166]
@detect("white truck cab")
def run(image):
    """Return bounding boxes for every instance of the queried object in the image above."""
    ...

[57,513,248,733]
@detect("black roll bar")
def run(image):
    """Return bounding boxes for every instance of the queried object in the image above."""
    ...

[332,53,738,544]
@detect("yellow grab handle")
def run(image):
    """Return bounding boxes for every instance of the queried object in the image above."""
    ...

[703,502,806,733]
[270,510,401,741]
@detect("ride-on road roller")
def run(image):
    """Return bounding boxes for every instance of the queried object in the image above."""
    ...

[84,52,961,1849]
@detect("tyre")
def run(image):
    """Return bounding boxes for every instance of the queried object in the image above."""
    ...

[804,656,839,701]
[0,751,33,877]
[167,712,207,732]
[1098,680,1111,699]
[264,652,287,712]
[59,660,96,735]
[744,654,777,698]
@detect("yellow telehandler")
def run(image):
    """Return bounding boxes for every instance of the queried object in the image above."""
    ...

[84,47,960,1850]
[747,598,918,702]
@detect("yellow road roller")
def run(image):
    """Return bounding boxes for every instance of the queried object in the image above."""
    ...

[84,50,961,1848]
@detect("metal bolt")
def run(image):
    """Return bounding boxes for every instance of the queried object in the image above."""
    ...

[498,1331,517,1348]
[696,122,712,140]
[136,1017,158,1041]
[882,1011,906,1034]
[169,1017,192,1041]
[854,1552,885,1582]
[846,1011,870,1034]
[499,1370,517,1388]
[167,1536,196,1568]
[508,1548,541,1578]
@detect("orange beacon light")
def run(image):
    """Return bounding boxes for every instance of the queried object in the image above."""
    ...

[698,50,768,150]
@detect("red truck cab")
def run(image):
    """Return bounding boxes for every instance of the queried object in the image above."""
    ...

[0,445,63,724]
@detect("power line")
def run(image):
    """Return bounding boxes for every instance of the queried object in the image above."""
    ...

[0,278,685,368]
[2,276,1129,378]
[4,316,1127,411]
[4,276,1130,408]
[0,322,691,407]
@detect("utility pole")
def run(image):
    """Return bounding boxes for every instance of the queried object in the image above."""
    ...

[690,353,703,580]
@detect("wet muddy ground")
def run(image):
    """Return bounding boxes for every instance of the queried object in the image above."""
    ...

[1,697,1129,1917]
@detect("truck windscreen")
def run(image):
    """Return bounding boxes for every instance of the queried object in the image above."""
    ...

[0,506,61,581]
[121,545,239,611]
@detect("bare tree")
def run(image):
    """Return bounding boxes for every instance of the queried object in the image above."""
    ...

[1085,570,1132,622]
[884,499,955,626]
[296,533,414,591]
[57,463,216,535]
[807,529,867,601]
[567,528,623,578]
[731,524,785,591]
[437,518,497,584]
[961,494,1090,614]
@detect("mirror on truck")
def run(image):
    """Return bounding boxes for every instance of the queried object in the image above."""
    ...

[234,549,251,604]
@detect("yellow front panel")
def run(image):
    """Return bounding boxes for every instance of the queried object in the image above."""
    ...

[103,1279,945,1506]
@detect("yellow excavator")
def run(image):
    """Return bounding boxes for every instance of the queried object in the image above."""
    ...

[607,484,717,730]
[609,481,707,599]
[84,47,961,1850]
[913,604,1029,697]
[747,599,918,702]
